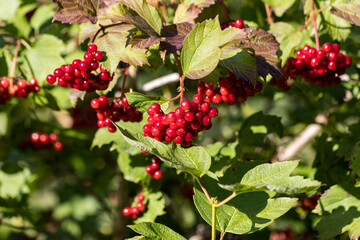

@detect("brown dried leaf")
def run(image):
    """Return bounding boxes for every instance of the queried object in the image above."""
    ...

[174,3,202,24]
[330,3,360,26]
[161,22,194,51]
[53,0,102,24]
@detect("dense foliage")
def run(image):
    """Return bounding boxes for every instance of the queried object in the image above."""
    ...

[0,0,360,239]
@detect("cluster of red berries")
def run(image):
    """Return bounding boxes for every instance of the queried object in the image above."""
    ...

[122,193,146,220]
[46,44,113,91]
[143,100,218,147]
[197,75,262,105]
[90,96,142,133]
[145,156,163,180]
[300,195,320,211]
[0,77,40,104]
[283,43,352,86]
[22,131,64,151]
[221,18,244,30]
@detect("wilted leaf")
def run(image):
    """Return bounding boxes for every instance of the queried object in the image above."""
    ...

[173,3,202,24]
[330,3,360,26]
[184,0,216,8]
[161,22,194,51]
[53,0,102,24]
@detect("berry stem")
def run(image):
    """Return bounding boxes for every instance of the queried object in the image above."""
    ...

[311,0,320,51]
[220,232,226,240]
[264,3,274,25]
[172,53,185,102]
[298,5,329,32]
[9,39,21,90]
[214,192,237,207]
[196,178,213,204]
[91,23,124,43]
[121,67,129,98]
[169,93,181,102]
[219,0,230,23]
[180,76,185,102]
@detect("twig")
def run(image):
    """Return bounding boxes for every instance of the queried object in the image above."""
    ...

[298,5,329,32]
[211,203,216,240]
[141,73,180,91]
[121,67,129,98]
[220,232,226,240]
[173,53,185,102]
[311,0,320,50]
[219,0,230,22]
[92,23,124,43]
[196,178,212,204]
[264,4,273,24]
[114,168,129,240]
[9,39,21,90]
[214,192,237,207]
[272,114,327,162]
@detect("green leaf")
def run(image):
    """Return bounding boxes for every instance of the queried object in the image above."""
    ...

[0,168,31,199]
[349,144,360,176]
[219,161,321,194]
[313,185,360,240]
[129,222,186,240]
[30,5,55,30]
[117,151,148,183]
[184,0,216,8]
[321,4,351,41]
[125,92,169,112]
[94,24,149,73]
[193,176,297,234]
[330,3,360,26]
[220,50,257,84]
[33,89,60,111]
[134,192,166,223]
[118,0,163,35]
[114,122,211,178]
[24,34,65,85]
[181,18,222,79]
[0,0,20,20]
[238,111,283,146]
[91,127,139,154]
[261,0,296,17]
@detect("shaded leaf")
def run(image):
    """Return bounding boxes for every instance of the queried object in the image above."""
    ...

[220,50,257,84]
[53,0,101,24]
[33,89,60,111]
[321,3,351,41]
[238,111,283,146]
[181,18,222,79]
[130,34,161,49]
[173,3,202,24]
[161,22,195,51]
[330,3,360,26]
[240,28,283,79]
[313,185,360,240]
[129,222,186,240]
[117,152,148,184]
[114,122,211,178]
[193,176,297,234]
[125,92,169,112]
[69,89,86,106]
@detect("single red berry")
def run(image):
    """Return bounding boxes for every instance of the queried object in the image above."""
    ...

[150,162,160,171]
[54,141,64,151]
[0,78,9,89]
[332,43,340,53]
[153,170,163,179]
[328,61,337,71]
[181,100,191,110]
[322,43,332,53]
[88,44,98,53]
[122,207,131,216]
[98,96,108,105]
[147,103,161,115]
[209,107,218,118]
[94,51,103,61]
[136,202,146,212]
[91,99,100,109]
[47,75,57,84]
[145,165,154,174]
[193,94,203,104]
[175,107,185,118]
[138,194,145,202]
[131,207,139,215]
[173,136,184,144]
[49,133,59,143]
[84,52,94,63]
[234,18,244,29]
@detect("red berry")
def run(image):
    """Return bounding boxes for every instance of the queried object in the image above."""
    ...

[138,194,145,202]
[234,18,244,29]
[322,43,332,53]
[91,99,100,109]
[122,207,131,216]
[88,44,97,53]
[94,51,103,61]
[54,141,64,151]
[47,75,57,84]
[136,202,146,211]
[153,170,163,179]
[181,100,191,110]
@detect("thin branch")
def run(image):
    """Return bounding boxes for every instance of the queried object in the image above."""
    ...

[196,178,212,204]
[220,232,226,240]
[121,67,129,98]
[173,53,183,77]
[141,73,180,91]
[9,39,21,90]
[272,114,327,162]
[214,192,237,207]
[264,4,273,24]
[298,5,329,32]
[219,0,230,22]
[211,203,216,240]
[311,0,320,50]
[92,23,124,43]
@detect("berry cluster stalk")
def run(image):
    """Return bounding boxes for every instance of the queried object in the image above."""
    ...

[9,39,21,90]
[219,0,230,22]
[311,0,320,51]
